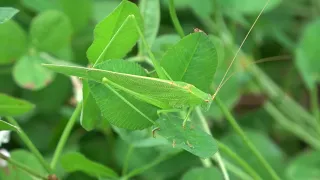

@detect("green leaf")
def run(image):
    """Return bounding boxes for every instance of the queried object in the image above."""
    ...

[151,34,180,60]
[0,120,19,131]
[0,150,46,180]
[13,53,55,90]
[61,152,118,179]
[59,0,93,31]
[30,10,73,54]
[217,0,282,15]
[80,80,104,131]
[0,7,19,24]
[156,114,218,158]
[138,0,160,55]
[295,19,320,89]
[43,63,213,110]
[182,167,223,180]
[161,32,218,93]
[0,93,34,116]
[0,20,27,65]
[285,151,320,180]
[221,130,286,180]
[93,0,121,23]
[88,60,158,130]
[87,0,143,64]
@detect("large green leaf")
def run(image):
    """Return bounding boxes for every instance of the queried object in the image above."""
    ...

[285,151,320,180]
[87,0,143,64]
[13,53,55,90]
[43,63,213,110]
[59,0,92,31]
[156,114,218,158]
[217,0,282,15]
[0,150,46,180]
[295,19,320,89]
[221,130,286,180]
[60,152,118,179]
[88,60,158,130]
[0,20,27,65]
[182,167,223,180]
[138,0,160,55]
[0,93,34,116]
[30,10,73,54]
[160,32,218,93]
[0,7,19,24]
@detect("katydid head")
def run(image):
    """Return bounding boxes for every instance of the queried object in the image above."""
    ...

[200,94,213,111]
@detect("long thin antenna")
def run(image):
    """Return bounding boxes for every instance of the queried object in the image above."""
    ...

[216,55,291,92]
[212,0,270,100]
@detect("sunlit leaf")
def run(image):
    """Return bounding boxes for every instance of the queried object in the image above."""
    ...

[161,32,218,93]
[0,7,19,24]
[87,0,143,64]
[0,93,34,116]
[152,34,180,60]
[0,20,27,65]
[61,152,118,179]
[156,114,218,158]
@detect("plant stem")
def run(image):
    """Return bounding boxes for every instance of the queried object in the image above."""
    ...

[0,152,48,180]
[215,97,281,180]
[218,158,253,180]
[195,107,229,180]
[311,87,320,122]
[132,15,167,80]
[122,151,179,180]
[6,116,52,173]
[50,103,82,169]
[168,0,185,38]
[217,141,263,180]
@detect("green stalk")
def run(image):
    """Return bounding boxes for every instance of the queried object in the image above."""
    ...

[217,141,263,180]
[168,0,185,38]
[311,87,320,122]
[215,158,253,180]
[215,96,281,180]
[132,15,167,80]
[50,103,82,169]
[264,101,320,150]
[6,117,52,173]
[195,107,229,180]
[122,145,134,175]
[0,152,48,180]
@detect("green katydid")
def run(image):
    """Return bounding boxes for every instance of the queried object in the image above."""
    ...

[43,0,274,129]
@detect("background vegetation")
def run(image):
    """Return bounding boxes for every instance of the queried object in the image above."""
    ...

[0,0,320,180]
